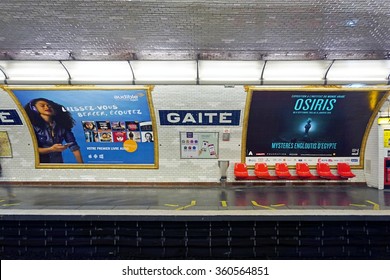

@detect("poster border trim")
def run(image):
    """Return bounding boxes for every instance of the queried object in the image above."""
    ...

[2,85,159,169]
[242,85,390,169]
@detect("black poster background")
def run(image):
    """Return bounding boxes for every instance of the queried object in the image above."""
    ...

[245,90,387,158]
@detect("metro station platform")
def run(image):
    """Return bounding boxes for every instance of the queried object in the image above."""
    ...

[1,182,390,217]
[1,183,390,259]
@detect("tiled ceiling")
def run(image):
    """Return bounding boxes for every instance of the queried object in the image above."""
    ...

[1,0,390,61]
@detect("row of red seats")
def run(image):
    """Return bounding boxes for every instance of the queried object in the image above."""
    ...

[234,162,356,180]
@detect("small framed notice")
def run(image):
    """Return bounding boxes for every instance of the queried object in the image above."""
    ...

[180,132,219,159]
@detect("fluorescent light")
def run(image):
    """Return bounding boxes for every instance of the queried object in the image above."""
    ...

[62,61,133,84]
[262,60,332,85]
[0,59,390,85]
[0,61,69,84]
[130,60,197,84]
[345,83,368,87]
[198,60,263,84]
[345,19,358,27]
[326,60,390,85]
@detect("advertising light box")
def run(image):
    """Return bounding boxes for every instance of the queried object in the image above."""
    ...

[244,87,388,167]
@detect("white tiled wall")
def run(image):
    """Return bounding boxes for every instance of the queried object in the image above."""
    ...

[364,101,390,189]
[364,114,379,188]
[0,85,374,184]
[0,85,245,183]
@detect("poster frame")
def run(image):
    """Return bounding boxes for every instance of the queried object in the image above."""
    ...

[243,86,390,169]
[2,85,158,169]
[0,131,12,158]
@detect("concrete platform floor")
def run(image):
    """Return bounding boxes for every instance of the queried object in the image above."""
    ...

[1,182,390,218]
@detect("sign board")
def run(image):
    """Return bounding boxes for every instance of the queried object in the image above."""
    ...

[159,110,240,126]
[180,132,219,159]
[0,110,23,125]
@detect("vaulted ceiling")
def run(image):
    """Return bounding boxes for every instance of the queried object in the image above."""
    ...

[0,0,390,61]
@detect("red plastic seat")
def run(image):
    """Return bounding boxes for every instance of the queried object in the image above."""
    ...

[296,162,314,178]
[234,162,249,178]
[337,162,356,178]
[254,163,272,179]
[316,162,337,179]
[275,163,291,178]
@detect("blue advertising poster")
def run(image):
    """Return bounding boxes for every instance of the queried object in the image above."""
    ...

[10,87,157,168]
[244,88,388,166]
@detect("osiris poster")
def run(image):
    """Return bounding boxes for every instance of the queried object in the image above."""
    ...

[244,88,388,167]
[9,86,158,168]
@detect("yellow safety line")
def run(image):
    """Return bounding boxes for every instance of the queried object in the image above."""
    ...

[366,200,380,210]
[270,204,285,207]
[221,201,228,207]
[2,203,20,207]
[251,200,275,210]
[349,203,367,208]
[164,204,179,207]
[175,200,197,210]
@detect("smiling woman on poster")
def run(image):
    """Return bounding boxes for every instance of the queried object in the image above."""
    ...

[24,98,84,164]
[9,87,157,167]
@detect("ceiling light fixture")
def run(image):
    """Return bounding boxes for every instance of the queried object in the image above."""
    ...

[345,19,358,27]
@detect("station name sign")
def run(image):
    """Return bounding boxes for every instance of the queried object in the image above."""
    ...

[0,109,23,125]
[159,110,240,126]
